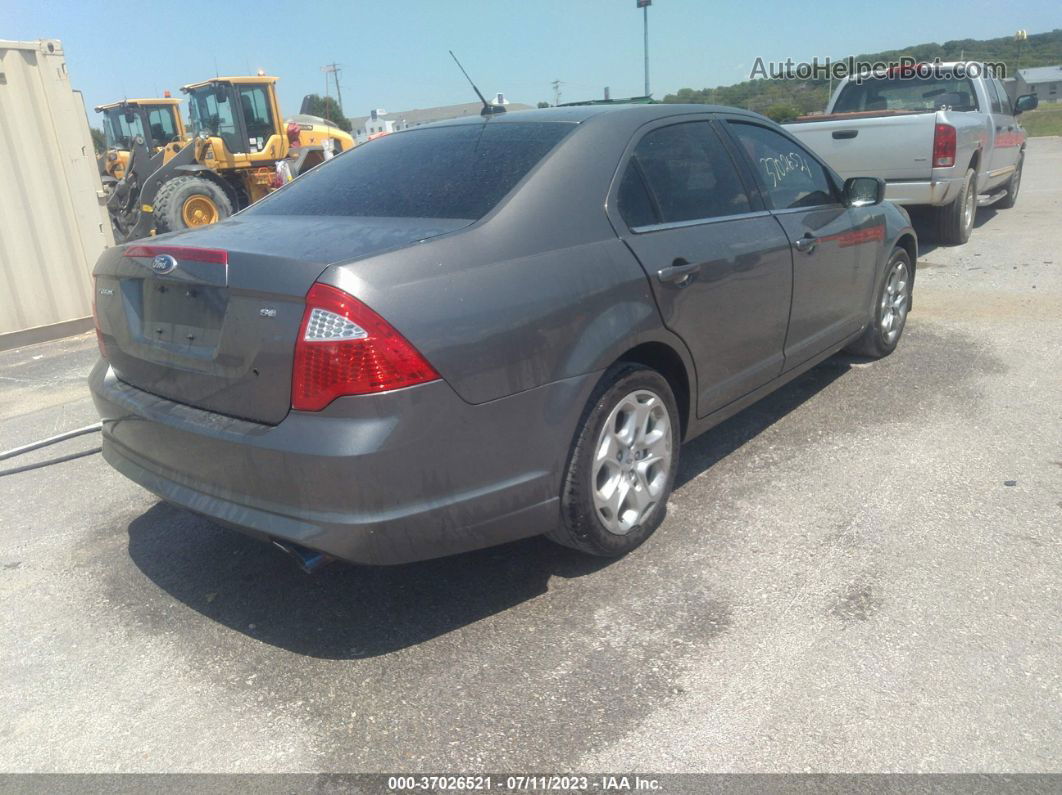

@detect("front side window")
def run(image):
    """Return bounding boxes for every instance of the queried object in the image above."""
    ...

[238,85,275,149]
[188,84,239,153]
[986,79,1004,113]
[727,122,836,210]
[100,107,144,150]
[246,121,573,221]
[145,106,178,148]
[833,74,979,113]
[619,122,751,227]
[992,79,1013,114]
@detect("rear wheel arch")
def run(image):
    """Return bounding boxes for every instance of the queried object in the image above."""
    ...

[613,341,693,439]
[197,171,241,211]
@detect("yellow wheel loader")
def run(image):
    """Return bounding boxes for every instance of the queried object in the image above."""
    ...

[95,97,186,184]
[106,75,353,242]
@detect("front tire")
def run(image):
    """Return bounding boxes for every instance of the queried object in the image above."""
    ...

[154,176,234,234]
[846,247,913,359]
[933,167,976,245]
[548,364,680,557]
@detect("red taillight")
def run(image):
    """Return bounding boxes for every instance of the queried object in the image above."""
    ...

[932,123,956,168]
[124,245,228,265]
[291,283,439,411]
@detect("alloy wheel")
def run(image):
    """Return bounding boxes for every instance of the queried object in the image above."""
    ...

[591,389,672,535]
[880,259,910,344]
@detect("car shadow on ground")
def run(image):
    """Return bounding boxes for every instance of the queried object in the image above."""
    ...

[124,354,857,660]
[905,205,999,258]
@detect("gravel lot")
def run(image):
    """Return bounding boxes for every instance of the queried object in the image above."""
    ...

[1,137,1059,774]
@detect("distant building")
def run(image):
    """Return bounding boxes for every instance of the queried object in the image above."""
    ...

[1015,65,1062,103]
[349,96,533,142]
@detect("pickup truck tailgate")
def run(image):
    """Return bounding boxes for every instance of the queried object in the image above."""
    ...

[787,113,935,181]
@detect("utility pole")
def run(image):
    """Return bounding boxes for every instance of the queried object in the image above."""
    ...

[322,63,344,114]
[638,0,651,97]
[552,79,564,106]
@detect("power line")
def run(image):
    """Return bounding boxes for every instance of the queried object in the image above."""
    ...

[321,63,344,115]
[551,79,565,106]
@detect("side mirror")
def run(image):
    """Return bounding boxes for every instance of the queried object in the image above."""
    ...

[844,176,886,207]
[1014,94,1039,114]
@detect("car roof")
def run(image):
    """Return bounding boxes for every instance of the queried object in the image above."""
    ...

[424,103,768,127]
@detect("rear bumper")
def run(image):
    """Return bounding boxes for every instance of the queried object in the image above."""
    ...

[884,174,964,206]
[89,360,598,565]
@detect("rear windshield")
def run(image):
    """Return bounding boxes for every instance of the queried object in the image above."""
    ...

[247,121,574,221]
[834,75,979,113]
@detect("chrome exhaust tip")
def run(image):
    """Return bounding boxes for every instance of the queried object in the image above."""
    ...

[271,540,334,574]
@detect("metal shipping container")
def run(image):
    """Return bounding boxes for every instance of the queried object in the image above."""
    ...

[0,38,113,349]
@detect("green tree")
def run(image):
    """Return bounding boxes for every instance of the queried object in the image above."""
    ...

[762,104,801,123]
[299,94,353,133]
[537,101,550,109]
[90,127,106,155]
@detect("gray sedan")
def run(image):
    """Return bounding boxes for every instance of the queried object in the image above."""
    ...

[89,104,916,569]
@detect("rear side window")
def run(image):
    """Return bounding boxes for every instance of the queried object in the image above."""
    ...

[248,122,573,221]
[617,167,657,228]
[727,122,836,210]
[620,121,751,227]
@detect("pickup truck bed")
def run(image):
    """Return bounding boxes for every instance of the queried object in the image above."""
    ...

[786,63,1034,244]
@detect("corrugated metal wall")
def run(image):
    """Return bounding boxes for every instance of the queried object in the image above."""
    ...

[0,38,113,348]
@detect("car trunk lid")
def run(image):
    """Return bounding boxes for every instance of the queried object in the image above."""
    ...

[93,215,467,424]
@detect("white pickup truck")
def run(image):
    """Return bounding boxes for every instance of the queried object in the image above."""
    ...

[787,63,1039,243]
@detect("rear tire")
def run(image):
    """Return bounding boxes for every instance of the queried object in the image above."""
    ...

[996,154,1023,209]
[845,247,912,359]
[548,364,680,557]
[154,176,233,234]
[933,167,976,245]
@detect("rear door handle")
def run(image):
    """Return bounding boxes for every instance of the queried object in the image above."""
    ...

[656,259,700,286]
[793,235,817,254]
[832,129,858,140]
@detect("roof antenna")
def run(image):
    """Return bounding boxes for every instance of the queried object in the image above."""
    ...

[449,51,505,116]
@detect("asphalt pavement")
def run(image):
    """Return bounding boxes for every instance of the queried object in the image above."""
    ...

[1,138,1059,774]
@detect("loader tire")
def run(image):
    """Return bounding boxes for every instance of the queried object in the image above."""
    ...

[154,176,233,234]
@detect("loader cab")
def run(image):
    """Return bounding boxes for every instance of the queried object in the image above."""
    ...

[95,99,186,179]
[183,76,288,166]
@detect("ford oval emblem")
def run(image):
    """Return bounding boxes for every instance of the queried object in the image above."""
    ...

[151,254,178,274]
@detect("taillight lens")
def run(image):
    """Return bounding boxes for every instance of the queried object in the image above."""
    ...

[932,123,956,168]
[292,283,439,411]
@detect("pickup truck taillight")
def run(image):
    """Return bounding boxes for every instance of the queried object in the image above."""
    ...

[291,283,440,411]
[933,123,956,168]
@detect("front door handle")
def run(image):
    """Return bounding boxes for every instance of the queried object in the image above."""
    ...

[793,234,817,254]
[656,259,700,286]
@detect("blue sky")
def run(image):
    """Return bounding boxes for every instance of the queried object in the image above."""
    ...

[4,0,1059,118]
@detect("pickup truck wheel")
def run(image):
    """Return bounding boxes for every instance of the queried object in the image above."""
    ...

[934,167,976,245]
[845,247,912,359]
[997,155,1023,210]
[548,364,680,558]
